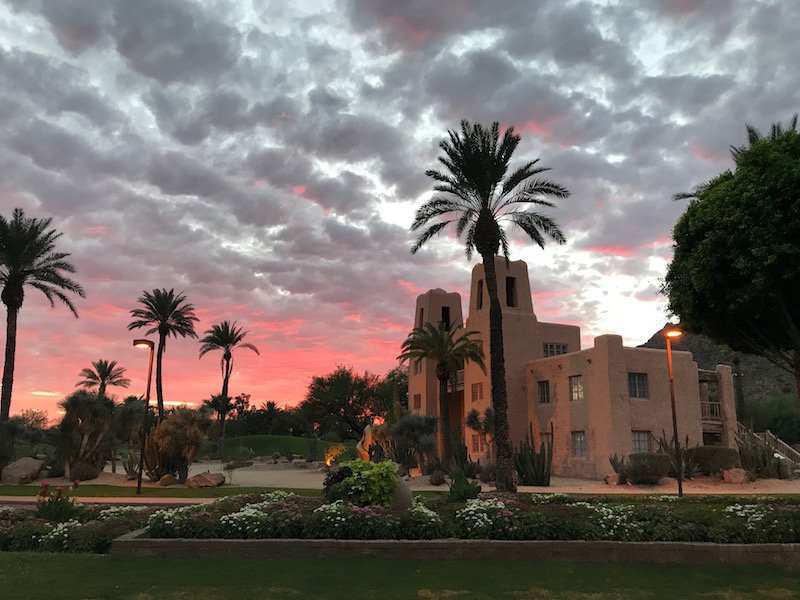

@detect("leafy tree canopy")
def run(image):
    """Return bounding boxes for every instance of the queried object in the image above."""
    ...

[664,117,800,400]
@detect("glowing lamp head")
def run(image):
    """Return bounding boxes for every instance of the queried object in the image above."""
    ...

[664,328,683,339]
[133,339,154,349]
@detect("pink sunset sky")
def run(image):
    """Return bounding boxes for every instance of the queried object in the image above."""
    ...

[1,0,797,419]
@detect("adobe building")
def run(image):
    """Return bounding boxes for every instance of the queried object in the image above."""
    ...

[407,257,738,480]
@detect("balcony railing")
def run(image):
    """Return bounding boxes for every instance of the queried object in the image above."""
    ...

[701,401,722,420]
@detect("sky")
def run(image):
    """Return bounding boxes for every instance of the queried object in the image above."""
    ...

[0,0,798,419]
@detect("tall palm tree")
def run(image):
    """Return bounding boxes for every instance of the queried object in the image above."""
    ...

[76,359,131,398]
[411,121,569,490]
[398,321,485,467]
[127,289,198,421]
[0,208,85,422]
[199,320,260,400]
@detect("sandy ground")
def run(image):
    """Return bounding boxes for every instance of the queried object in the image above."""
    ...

[4,459,799,497]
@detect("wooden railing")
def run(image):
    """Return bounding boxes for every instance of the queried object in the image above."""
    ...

[700,401,722,420]
[763,430,800,467]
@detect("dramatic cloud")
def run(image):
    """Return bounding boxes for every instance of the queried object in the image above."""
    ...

[0,0,797,417]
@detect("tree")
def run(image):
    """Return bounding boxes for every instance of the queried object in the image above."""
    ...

[398,321,485,466]
[0,208,85,422]
[664,117,800,405]
[58,390,115,480]
[76,359,131,399]
[298,366,386,440]
[466,406,495,461]
[411,121,568,490]
[198,320,260,400]
[204,393,235,458]
[127,289,198,420]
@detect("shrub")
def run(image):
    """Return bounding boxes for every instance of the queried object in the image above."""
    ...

[478,463,496,483]
[2,519,53,551]
[685,446,740,475]
[35,482,84,522]
[515,424,552,485]
[340,460,398,506]
[625,453,671,484]
[146,505,223,538]
[738,440,781,479]
[220,501,304,539]
[447,469,481,503]
[323,464,353,502]
[145,409,211,482]
[517,506,598,540]
[395,502,447,539]
[454,498,508,539]
[304,501,395,539]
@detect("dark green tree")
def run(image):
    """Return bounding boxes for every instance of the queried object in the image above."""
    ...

[203,393,235,458]
[0,208,85,422]
[127,289,198,420]
[398,321,485,466]
[664,116,800,405]
[76,359,131,399]
[199,320,260,400]
[411,121,568,490]
[299,366,385,440]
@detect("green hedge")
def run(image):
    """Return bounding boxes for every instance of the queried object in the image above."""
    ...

[625,453,672,485]
[685,446,740,475]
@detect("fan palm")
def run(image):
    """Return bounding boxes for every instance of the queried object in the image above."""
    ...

[199,320,260,400]
[0,208,85,422]
[411,121,569,490]
[76,359,131,399]
[127,289,198,420]
[398,321,485,467]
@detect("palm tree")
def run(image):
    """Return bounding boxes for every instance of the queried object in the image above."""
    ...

[398,321,485,467]
[411,121,569,490]
[58,390,115,479]
[76,359,131,399]
[127,289,198,421]
[204,393,235,458]
[0,208,85,422]
[199,320,260,400]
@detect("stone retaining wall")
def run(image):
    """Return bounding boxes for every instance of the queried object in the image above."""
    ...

[113,530,800,566]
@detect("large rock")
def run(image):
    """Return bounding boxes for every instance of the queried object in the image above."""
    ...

[392,476,413,511]
[186,472,226,488]
[722,468,748,484]
[158,474,176,487]
[1,457,44,484]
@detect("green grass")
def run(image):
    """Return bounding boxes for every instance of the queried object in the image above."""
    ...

[201,434,356,461]
[0,484,321,498]
[0,554,797,599]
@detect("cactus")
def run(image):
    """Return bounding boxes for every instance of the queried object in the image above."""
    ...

[515,423,553,486]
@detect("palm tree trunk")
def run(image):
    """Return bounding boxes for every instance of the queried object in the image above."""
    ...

[219,414,227,460]
[437,372,451,468]
[155,333,166,421]
[481,254,517,492]
[98,382,106,399]
[221,356,231,400]
[1,306,19,422]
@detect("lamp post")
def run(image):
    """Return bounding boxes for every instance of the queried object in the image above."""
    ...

[664,326,683,497]
[133,339,155,496]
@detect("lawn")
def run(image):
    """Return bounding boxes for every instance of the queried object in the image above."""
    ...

[0,553,797,599]
[200,434,357,461]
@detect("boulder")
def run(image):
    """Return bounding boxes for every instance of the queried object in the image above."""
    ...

[604,473,619,485]
[1,457,44,484]
[722,468,748,484]
[392,476,413,511]
[186,472,226,488]
[158,474,176,487]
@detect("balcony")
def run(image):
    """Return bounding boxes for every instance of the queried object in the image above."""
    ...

[701,401,722,420]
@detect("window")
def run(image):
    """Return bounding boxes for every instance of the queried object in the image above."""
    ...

[413,394,421,410]
[418,307,424,327]
[413,361,421,375]
[441,306,451,329]
[471,434,486,453]
[540,430,552,447]
[571,431,587,457]
[632,430,651,454]
[543,343,568,357]
[506,277,517,307]
[476,279,484,309]
[628,372,649,398]
[537,380,551,404]
[471,382,483,403]
[569,375,584,401]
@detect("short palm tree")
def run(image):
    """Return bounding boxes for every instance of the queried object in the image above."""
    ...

[58,390,115,479]
[411,121,569,490]
[199,320,260,400]
[0,208,85,422]
[127,289,198,420]
[76,359,131,399]
[398,321,485,467]
[204,393,235,458]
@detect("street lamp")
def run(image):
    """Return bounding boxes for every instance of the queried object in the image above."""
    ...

[664,326,683,497]
[133,339,155,496]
